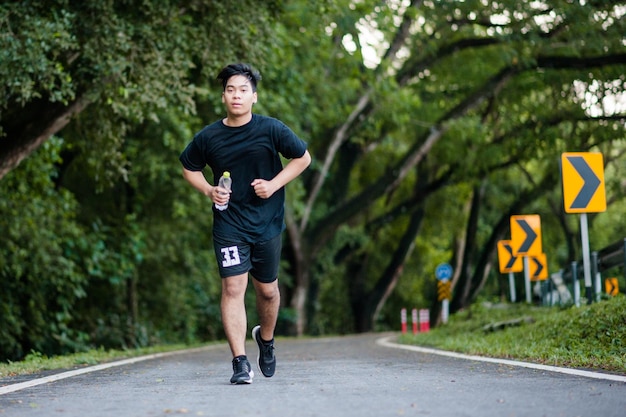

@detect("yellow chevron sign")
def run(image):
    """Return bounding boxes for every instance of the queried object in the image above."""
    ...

[529,253,548,281]
[510,215,542,256]
[497,240,523,273]
[605,278,619,296]
[561,152,606,213]
[437,280,451,301]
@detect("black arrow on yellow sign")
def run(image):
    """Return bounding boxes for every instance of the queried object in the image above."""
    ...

[516,219,537,253]
[566,156,601,209]
[561,152,606,213]
[529,253,548,281]
[605,278,619,296]
[503,243,518,270]
[497,240,523,273]
[532,257,543,278]
[511,215,542,256]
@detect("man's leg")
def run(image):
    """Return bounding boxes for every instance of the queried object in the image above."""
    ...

[221,273,249,357]
[249,234,281,377]
[251,278,279,378]
[251,279,280,340]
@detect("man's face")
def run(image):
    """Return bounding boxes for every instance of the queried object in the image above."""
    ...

[222,75,257,117]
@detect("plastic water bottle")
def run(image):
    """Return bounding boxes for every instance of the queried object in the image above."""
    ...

[214,171,231,211]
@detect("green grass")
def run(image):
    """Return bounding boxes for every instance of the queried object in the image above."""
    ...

[398,295,626,374]
[0,344,197,378]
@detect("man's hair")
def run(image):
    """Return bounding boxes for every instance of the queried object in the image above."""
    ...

[217,63,262,92]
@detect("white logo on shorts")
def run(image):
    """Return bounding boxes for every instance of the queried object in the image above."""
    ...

[221,246,241,267]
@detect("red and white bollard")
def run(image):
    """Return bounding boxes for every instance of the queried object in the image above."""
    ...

[412,308,418,334]
[419,309,430,333]
[401,308,407,334]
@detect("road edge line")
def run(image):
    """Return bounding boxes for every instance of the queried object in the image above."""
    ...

[0,344,224,396]
[376,335,626,383]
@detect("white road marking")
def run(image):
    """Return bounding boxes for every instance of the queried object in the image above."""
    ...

[0,345,220,395]
[377,336,626,383]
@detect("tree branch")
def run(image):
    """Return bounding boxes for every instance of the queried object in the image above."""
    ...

[299,0,423,232]
[0,94,92,179]
[537,53,626,69]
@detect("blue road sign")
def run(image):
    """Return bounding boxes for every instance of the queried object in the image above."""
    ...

[435,263,453,281]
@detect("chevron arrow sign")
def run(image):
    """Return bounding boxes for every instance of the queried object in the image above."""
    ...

[510,215,542,257]
[497,240,523,273]
[561,152,606,213]
[529,253,548,281]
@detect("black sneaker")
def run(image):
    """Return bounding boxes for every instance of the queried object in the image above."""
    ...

[230,355,254,384]
[252,325,276,377]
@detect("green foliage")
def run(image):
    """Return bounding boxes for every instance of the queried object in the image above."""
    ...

[399,296,626,372]
[265,0,626,334]
[0,138,87,359]
[0,4,77,107]
[0,110,228,361]
[1,0,281,179]
[0,0,285,361]
[310,224,370,334]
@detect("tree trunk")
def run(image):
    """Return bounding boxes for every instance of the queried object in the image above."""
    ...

[356,165,429,332]
[454,182,486,309]
[285,209,311,336]
[0,95,91,179]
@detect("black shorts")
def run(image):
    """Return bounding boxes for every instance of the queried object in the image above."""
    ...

[213,233,282,283]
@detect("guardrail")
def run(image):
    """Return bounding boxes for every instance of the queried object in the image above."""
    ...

[595,238,626,274]
[545,238,625,306]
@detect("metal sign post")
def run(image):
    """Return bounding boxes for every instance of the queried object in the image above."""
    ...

[435,263,453,324]
[571,261,581,307]
[441,296,449,325]
[523,257,532,303]
[580,213,594,304]
[561,152,606,305]
[508,271,516,303]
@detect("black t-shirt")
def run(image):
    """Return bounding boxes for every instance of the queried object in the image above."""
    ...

[179,114,308,243]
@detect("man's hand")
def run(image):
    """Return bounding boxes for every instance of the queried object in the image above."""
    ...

[251,179,278,199]
[212,185,231,205]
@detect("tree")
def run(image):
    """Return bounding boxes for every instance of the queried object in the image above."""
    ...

[266,0,626,334]
[0,0,281,180]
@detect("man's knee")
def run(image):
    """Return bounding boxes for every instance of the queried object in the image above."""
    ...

[255,281,280,302]
[222,274,248,298]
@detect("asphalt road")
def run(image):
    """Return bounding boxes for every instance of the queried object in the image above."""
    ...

[1,332,624,417]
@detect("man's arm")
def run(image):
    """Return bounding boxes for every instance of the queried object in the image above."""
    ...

[251,150,312,199]
[182,168,230,206]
